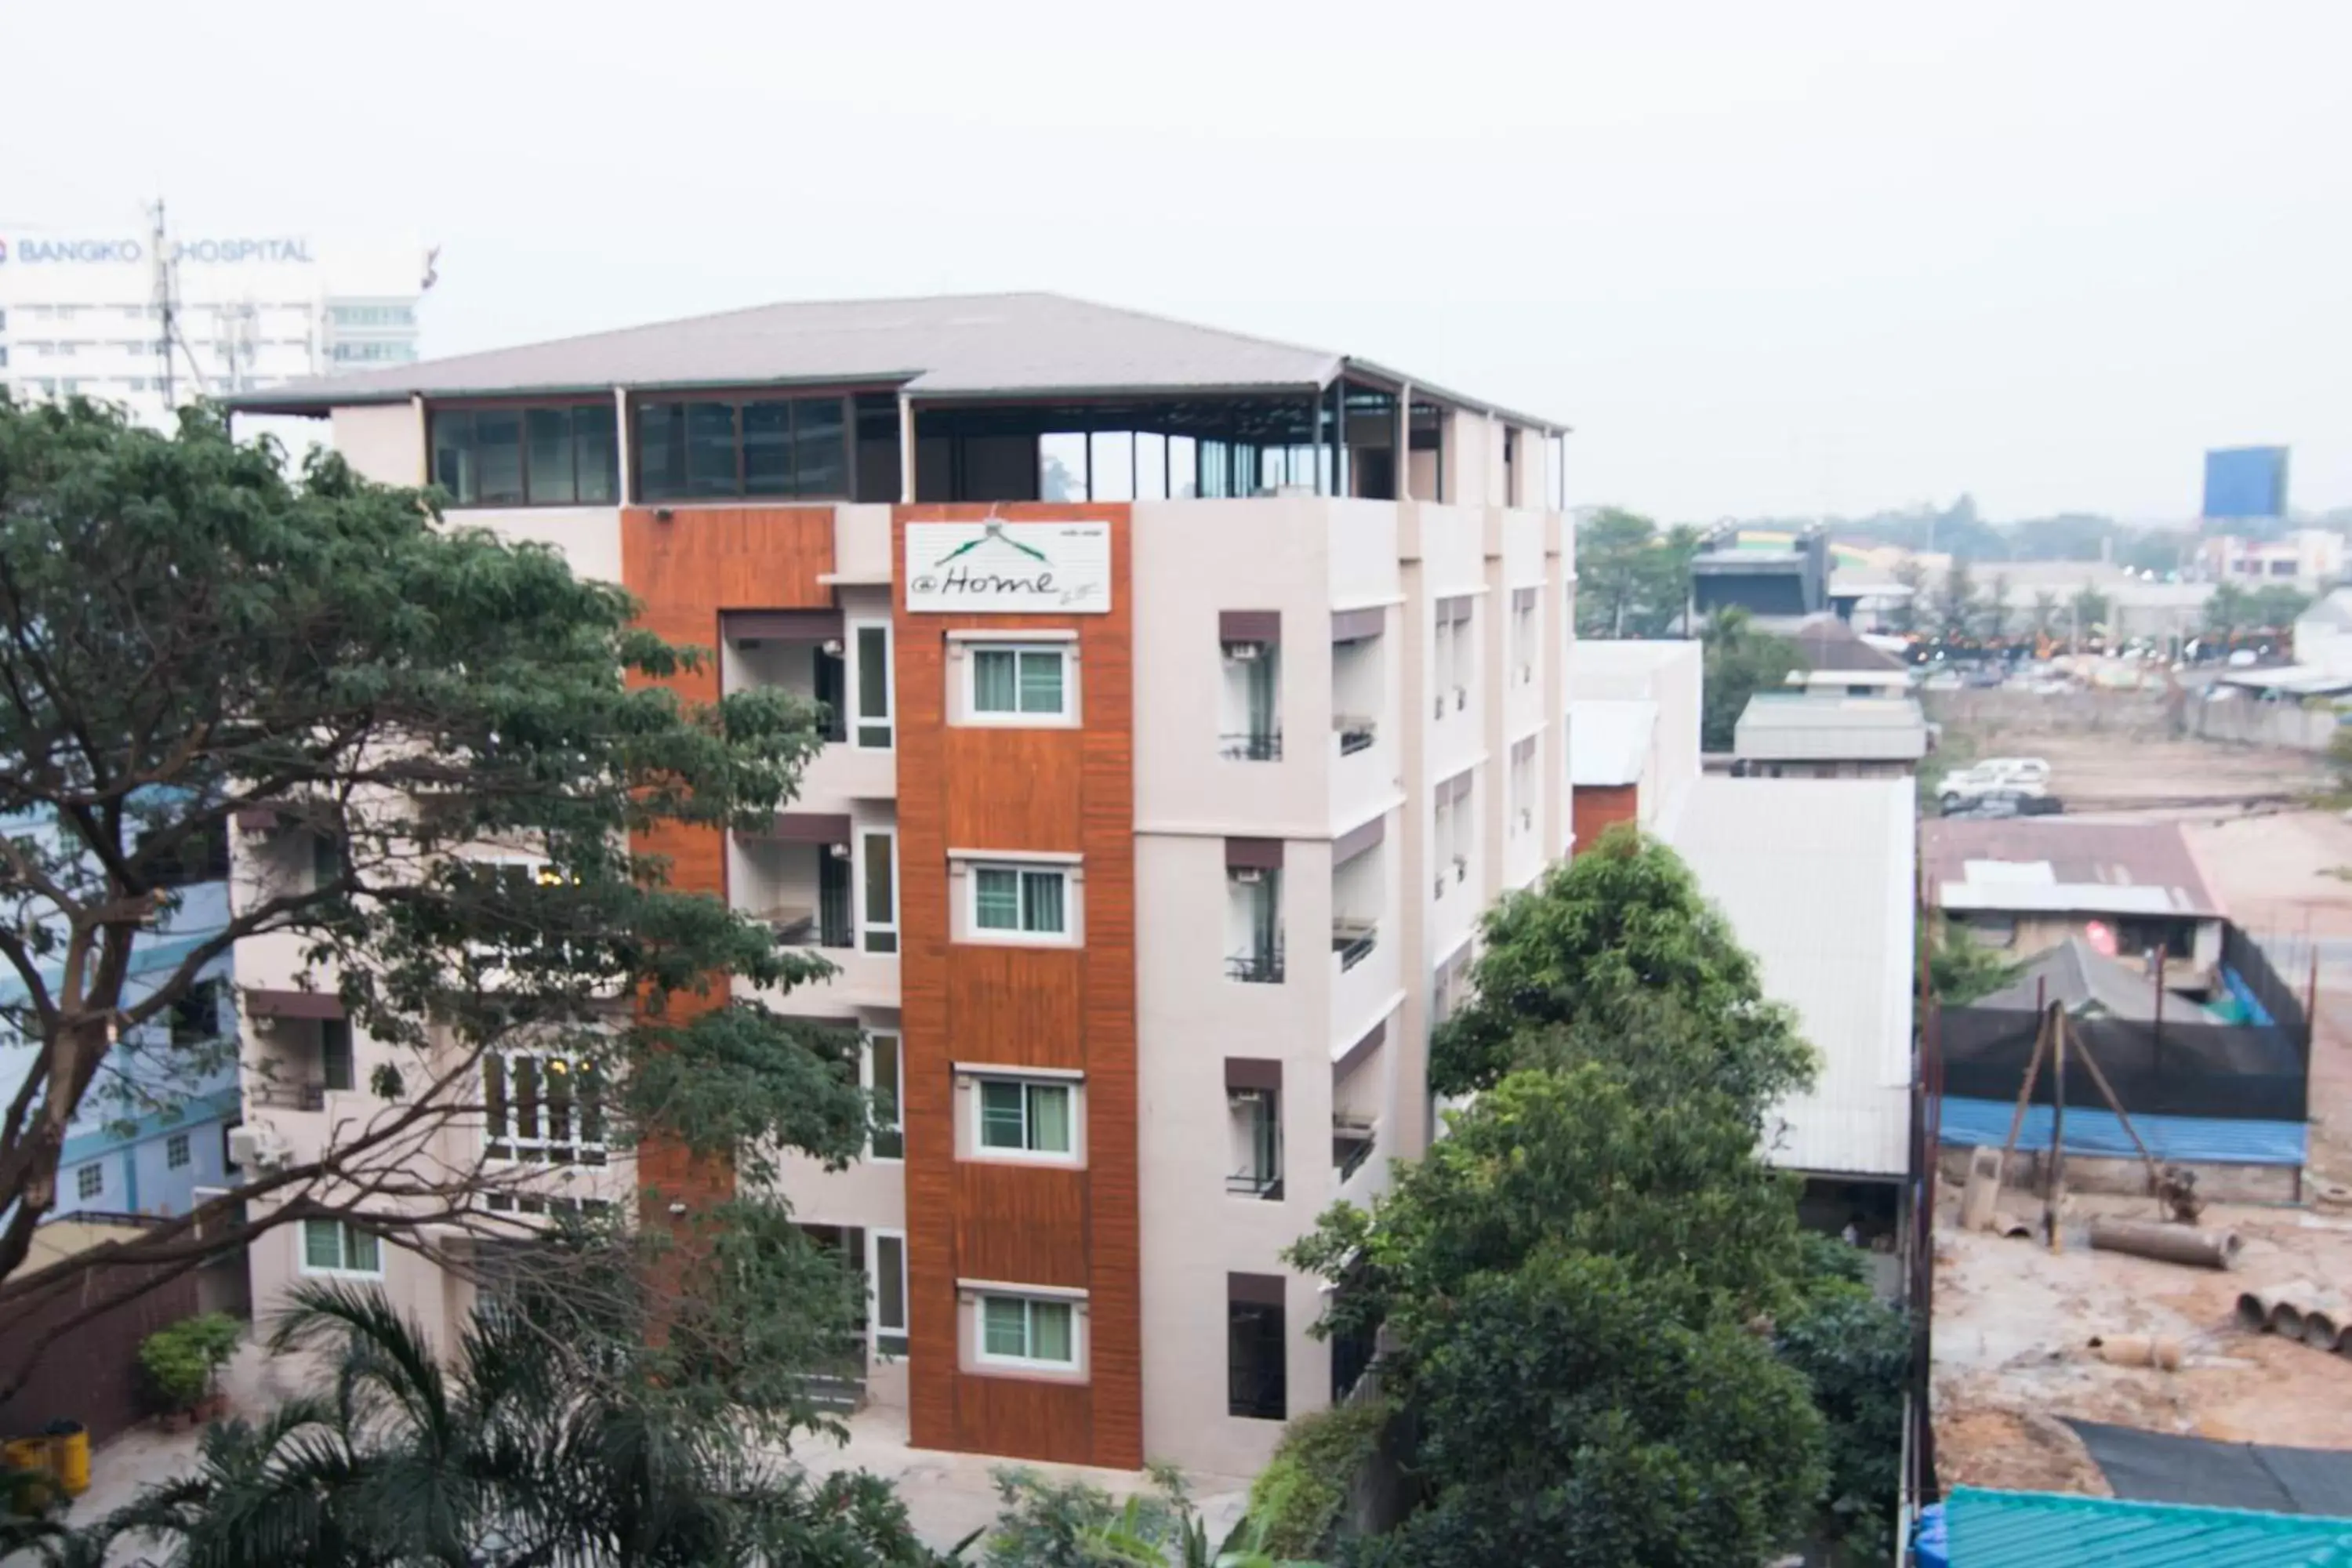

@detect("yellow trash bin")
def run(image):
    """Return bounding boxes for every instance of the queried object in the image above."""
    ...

[44,1421,89,1497]
[3,1435,53,1515]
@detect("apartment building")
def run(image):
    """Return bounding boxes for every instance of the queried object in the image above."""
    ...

[225,292,1575,1476]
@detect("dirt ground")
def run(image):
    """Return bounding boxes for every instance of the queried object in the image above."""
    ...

[1928,698,2352,1494]
[1933,1194,2352,1494]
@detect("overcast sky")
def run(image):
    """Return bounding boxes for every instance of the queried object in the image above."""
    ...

[8,1,2347,524]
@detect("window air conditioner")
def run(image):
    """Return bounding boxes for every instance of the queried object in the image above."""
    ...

[1231,866,1265,884]
[228,1126,291,1171]
[1225,641,1265,662]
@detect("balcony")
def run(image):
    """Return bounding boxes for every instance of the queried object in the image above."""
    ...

[249,1080,326,1112]
[1220,731,1284,761]
[1226,1083,1283,1201]
[1333,1111,1376,1183]
[1332,920,1376,972]
[1225,943,1285,984]
[1334,716,1375,757]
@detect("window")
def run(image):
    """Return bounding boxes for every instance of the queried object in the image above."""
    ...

[300,1218,383,1276]
[76,1163,103,1200]
[321,1019,355,1093]
[1511,588,1537,685]
[165,1132,191,1170]
[853,624,894,749]
[430,404,618,507]
[170,982,221,1047]
[861,830,898,954]
[1228,1276,1288,1420]
[484,1051,605,1163]
[967,644,1071,722]
[975,1077,1076,1158]
[139,818,229,887]
[971,865,1069,938]
[635,395,851,502]
[311,828,342,891]
[978,1294,1077,1369]
[870,1231,909,1357]
[866,1033,903,1160]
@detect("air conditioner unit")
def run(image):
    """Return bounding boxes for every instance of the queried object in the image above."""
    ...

[228,1125,291,1171]
[1225,641,1265,662]
[1231,866,1265,884]
[826,841,852,860]
[820,637,845,656]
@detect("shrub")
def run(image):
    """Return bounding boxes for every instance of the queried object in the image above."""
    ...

[138,1313,243,1413]
[1243,1396,1392,1559]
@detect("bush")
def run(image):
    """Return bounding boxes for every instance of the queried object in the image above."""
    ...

[138,1313,243,1413]
[1243,1396,1392,1559]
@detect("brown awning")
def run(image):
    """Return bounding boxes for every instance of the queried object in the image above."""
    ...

[722,609,843,642]
[745,812,853,846]
[1335,1017,1386,1076]
[1333,813,1385,866]
[1330,608,1385,643]
[245,989,345,1021]
[231,807,289,833]
[1225,837,1284,870]
[1221,610,1280,644]
[1225,1058,1282,1091]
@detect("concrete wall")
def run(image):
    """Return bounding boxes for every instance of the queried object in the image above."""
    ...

[330,401,425,488]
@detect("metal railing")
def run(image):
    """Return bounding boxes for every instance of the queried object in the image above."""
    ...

[1333,923,1377,972]
[1335,1133,1376,1183]
[249,1081,326,1112]
[1225,946,1285,984]
[1337,720,1376,757]
[1218,731,1284,761]
[1225,1167,1284,1200]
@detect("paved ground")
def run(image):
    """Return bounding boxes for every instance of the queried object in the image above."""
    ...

[43,1341,1250,1562]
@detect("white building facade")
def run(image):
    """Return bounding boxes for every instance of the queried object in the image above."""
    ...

[0,220,428,425]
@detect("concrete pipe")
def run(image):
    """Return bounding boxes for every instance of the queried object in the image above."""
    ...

[2087,1218,2242,1272]
[2088,1334,2183,1370]
[2235,1279,2318,1333]
[2298,1298,2350,1352]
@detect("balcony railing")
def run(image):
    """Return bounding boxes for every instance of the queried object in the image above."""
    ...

[249,1080,326,1112]
[1219,731,1284,761]
[1335,716,1376,757]
[757,886,855,949]
[1225,944,1285,984]
[1332,920,1377,972]
[1225,1167,1284,1200]
[1334,1115,1377,1182]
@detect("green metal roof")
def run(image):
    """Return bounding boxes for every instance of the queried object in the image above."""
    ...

[1946,1486,2352,1566]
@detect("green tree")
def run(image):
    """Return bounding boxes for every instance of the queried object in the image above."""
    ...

[93,1269,931,1567]
[2119,529,2187,577]
[1574,510,1696,639]
[1697,608,1806,752]
[1886,557,1926,636]
[0,396,867,1399]
[2026,590,2060,644]
[2249,583,2313,630]
[1927,917,2017,1004]
[1931,561,1978,642]
[1980,572,2013,640]
[2205,580,2251,637]
[1777,1243,1911,1562]
[1428,827,1813,1117]
[2068,583,2110,645]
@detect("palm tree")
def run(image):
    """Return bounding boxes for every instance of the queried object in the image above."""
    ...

[95,1281,931,1568]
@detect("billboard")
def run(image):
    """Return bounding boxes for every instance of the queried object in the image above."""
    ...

[2202,446,2290,521]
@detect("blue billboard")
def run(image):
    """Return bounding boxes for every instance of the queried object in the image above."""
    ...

[2202,446,2289,521]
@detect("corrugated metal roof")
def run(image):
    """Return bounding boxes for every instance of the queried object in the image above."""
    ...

[1940,882,2188,916]
[1567,699,1654,786]
[1791,612,1910,672]
[2299,588,2352,633]
[1925,819,2225,920]
[1975,935,2183,1022]
[1939,1486,2352,1566]
[1733,695,1929,761]
[1669,777,1915,1177]
[225,291,1569,429]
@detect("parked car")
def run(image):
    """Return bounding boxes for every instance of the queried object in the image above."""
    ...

[1941,786,2062,818]
[1972,756,2052,787]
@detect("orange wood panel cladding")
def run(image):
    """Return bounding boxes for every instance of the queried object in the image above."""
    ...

[894,504,1142,1469]
[619,506,837,1223]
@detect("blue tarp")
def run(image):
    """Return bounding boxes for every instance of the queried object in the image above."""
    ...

[1938,1097,2306,1167]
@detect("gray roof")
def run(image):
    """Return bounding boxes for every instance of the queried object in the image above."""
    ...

[1671,777,1916,1178]
[2298,587,2352,633]
[229,291,1568,429]
[1976,935,2178,1021]
[1924,818,2225,920]
[1733,695,1929,762]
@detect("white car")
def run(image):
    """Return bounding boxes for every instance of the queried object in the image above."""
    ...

[1967,757,2052,788]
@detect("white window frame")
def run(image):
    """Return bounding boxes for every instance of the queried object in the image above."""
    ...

[870,1228,909,1357]
[960,859,1080,946]
[970,1074,1081,1163]
[858,828,900,955]
[864,1032,904,1162]
[958,640,1078,727]
[299,1218,384,1278]
[851,619,895,750]
[75,1162,103,1200]
[165,1131,192,1170]
[975,1291,1082,1371]
[484,1049,608,1165]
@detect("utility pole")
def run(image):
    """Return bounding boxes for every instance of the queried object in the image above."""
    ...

[149,199,175,408]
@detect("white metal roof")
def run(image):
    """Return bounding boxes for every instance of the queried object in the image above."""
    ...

[1939,882,2187,916]
[1733,695,1929,762]
[1671,777,1915,1178]
[1568,699,1656,786]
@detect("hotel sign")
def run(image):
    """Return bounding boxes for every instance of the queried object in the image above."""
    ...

[905,521,1112,614]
